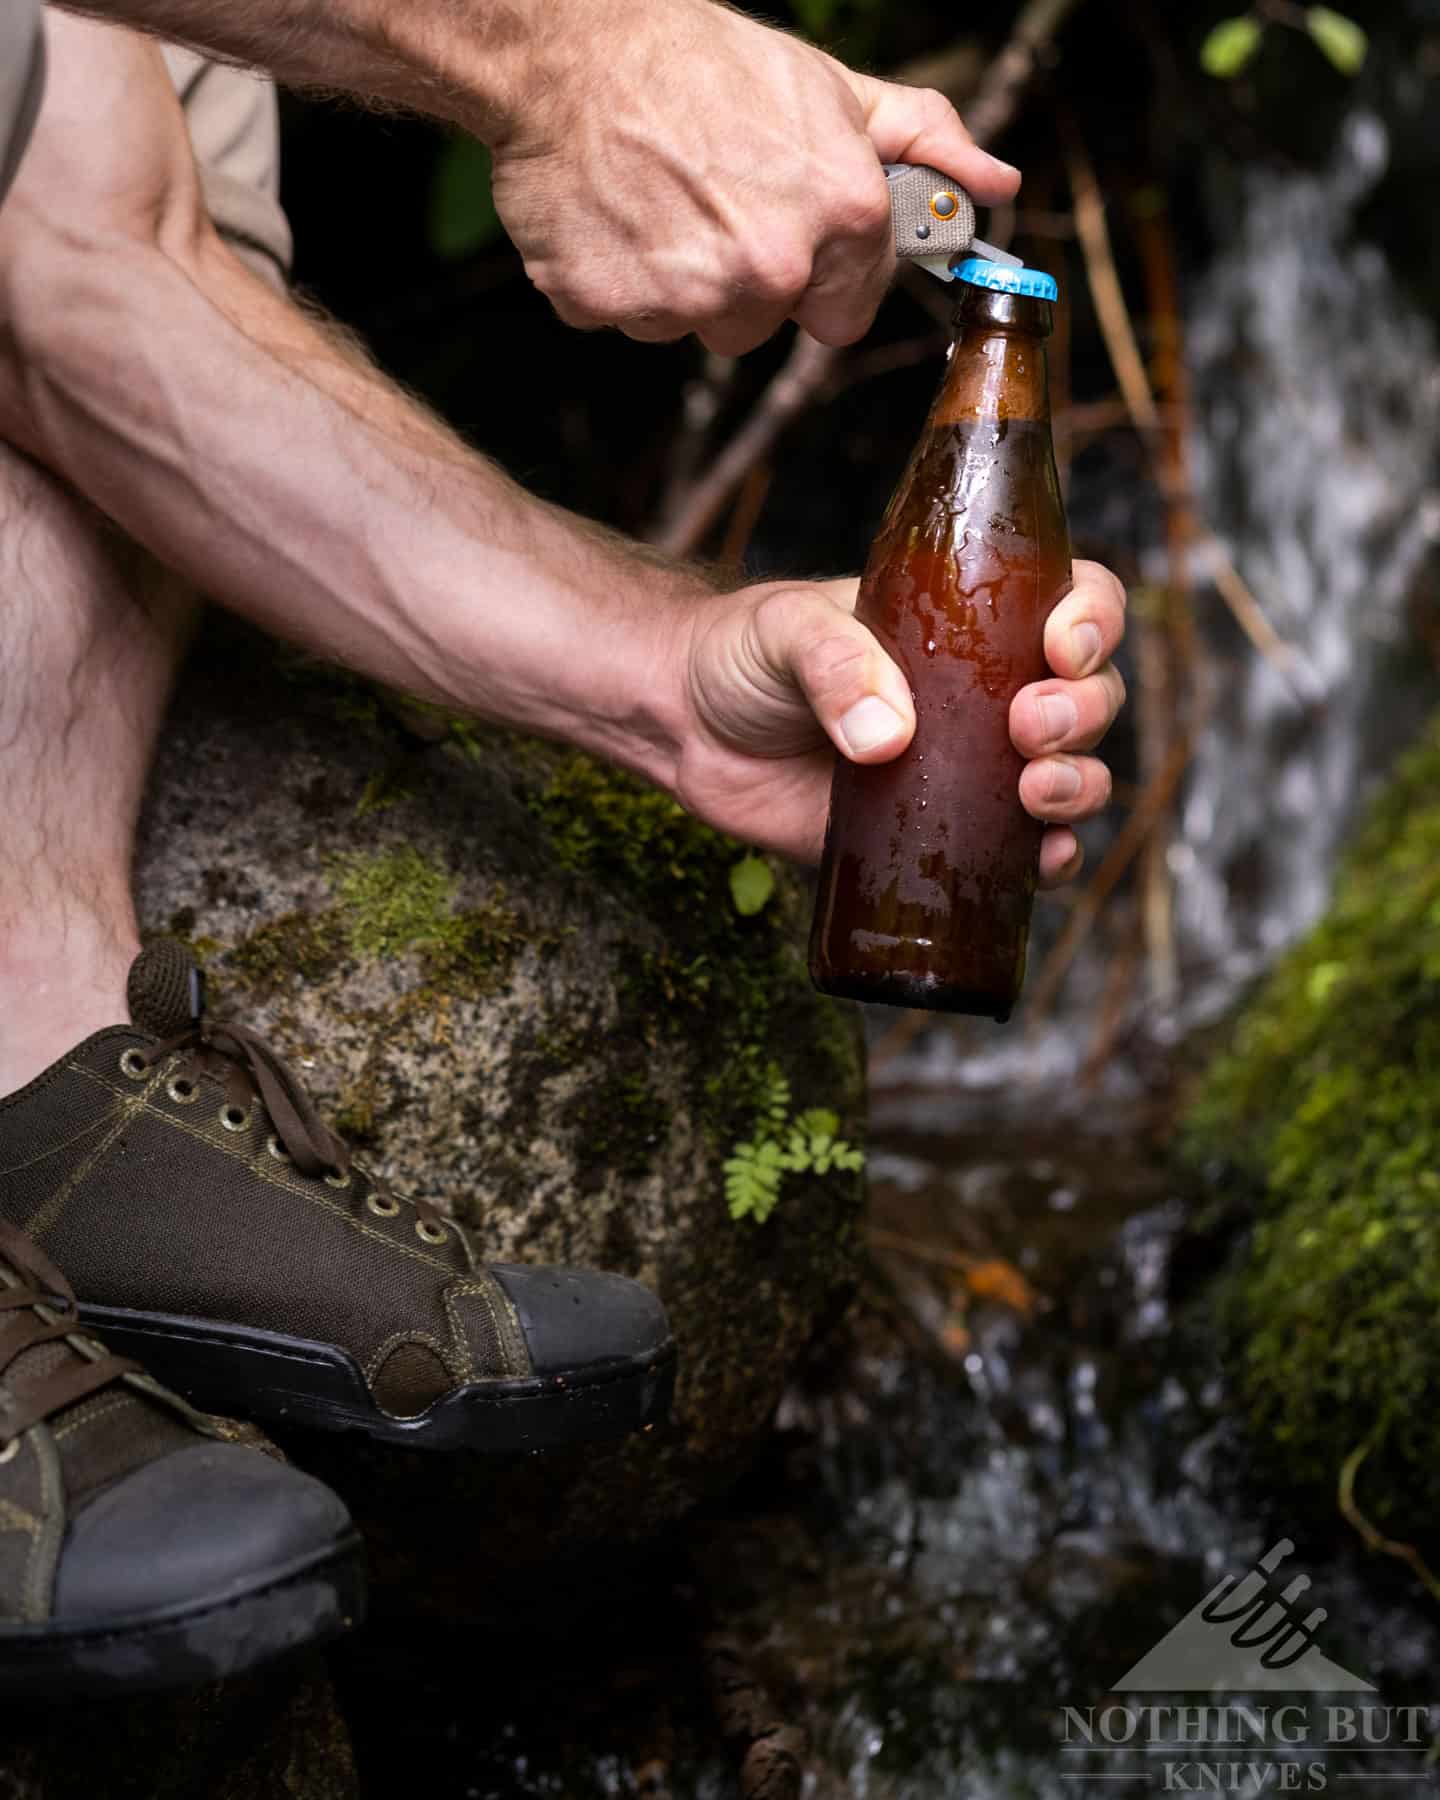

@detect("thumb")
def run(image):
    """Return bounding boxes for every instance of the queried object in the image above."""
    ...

[845,73,1021,207]
[750,584,916,763]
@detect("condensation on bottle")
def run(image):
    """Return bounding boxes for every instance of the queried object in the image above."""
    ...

[808,259,1072,1023]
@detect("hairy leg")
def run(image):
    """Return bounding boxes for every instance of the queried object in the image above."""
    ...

[0,442,193,1095]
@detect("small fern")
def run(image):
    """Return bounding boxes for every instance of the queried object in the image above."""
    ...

[724,1067,864,1224]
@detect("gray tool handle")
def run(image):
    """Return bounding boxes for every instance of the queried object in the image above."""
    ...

[885,162,976,260]
[884,162,1021,280]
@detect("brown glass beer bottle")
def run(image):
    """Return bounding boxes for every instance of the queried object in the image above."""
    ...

[809,259,1071,1022]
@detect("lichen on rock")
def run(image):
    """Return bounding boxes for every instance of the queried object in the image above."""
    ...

[1184,710,1440,1528]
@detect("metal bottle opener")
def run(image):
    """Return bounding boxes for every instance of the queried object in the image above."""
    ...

[884,163,1022,283]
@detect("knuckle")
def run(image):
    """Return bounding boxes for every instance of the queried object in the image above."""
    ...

[829,179,892,242]
[917,85,961,127]
[745,242,813,305]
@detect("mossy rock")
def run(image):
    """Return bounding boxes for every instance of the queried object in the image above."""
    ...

[133,621,865,1586]
[1184,708,1440,1531]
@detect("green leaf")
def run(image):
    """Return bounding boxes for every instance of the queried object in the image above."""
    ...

[729,854,776,918]
[795,1107,840,1138]
[428,133,503,261]
[1200,15,1265,78]
[1306,7,1367,74]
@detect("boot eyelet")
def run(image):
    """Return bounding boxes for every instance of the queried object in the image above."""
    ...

[0,1438,19,1466]
[219,1105,251,1133]
[324,1169,352,1191]
[415,1220,449,1246]
[367,1194,401,1218]
[119,1049,150,1081]
[166,1076,199,1105]
[265,1135,292,1164]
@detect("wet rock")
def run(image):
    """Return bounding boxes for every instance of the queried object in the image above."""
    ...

[0,1663,357,1800]
[132,621,867,1584]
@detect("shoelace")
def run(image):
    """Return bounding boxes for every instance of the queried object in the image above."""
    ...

[136,1021,451,1237]
[0,1222,141,1446]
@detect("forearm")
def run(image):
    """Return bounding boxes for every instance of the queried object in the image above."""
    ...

[59,0,612,144]
[0,227,699,783]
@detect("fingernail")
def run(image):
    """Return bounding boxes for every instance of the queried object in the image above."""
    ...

[1071,622,1102,671]
[1036,694,1078,743]
[1046,759,1082,802]
[839,696,906,756]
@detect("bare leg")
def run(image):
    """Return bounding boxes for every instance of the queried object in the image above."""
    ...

[0,441,193,1095]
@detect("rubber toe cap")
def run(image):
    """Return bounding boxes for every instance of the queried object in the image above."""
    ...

[53,1442,354,1623]
[488,1266,671,1377]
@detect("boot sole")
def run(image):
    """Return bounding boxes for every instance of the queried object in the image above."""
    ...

[79,1305,678,1452]
[0,1535,365,1699]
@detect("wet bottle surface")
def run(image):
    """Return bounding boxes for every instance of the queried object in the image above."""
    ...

[809,272,1072,1022]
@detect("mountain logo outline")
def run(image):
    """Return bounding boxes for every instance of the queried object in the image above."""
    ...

[1116,1539,1375,1691]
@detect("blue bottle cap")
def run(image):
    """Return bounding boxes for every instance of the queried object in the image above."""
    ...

[954,257,1059,302]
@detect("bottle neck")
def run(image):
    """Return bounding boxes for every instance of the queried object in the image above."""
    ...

[933,286,1053,427]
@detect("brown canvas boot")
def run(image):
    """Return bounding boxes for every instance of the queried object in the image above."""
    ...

[0,942,675,1452]
[0,1221,363,1696]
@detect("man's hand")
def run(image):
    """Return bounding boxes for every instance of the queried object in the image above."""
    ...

[679,563,1126,882]
[490,0,1019,353]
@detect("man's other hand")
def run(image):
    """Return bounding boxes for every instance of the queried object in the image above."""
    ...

[677,561,1126,885]
[490,0,1019,354]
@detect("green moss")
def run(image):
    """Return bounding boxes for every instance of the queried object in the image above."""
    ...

[525,751,736,915]
[522,748,866,1221]
[1185,711,1440,1525]
[564,1066,672,1184]
[228,909,347,986]
[327,847,522,998]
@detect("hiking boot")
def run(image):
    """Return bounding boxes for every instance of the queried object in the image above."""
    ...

[0,942,676,1453]
[0,1221,364,1697]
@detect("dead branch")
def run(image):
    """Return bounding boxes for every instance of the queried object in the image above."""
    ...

[1064,126,1312,698]
[1338,1437,1440,1605]
[964,0,1081,145]
[652,352,740,540]
[1025,736,1192,1022]
[651,332,841,555]
[1063,126,1161,437]
[718,462,773,568]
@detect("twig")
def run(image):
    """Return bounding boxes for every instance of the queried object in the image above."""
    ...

[1338,1436,1440,1605]
[867,1226,981,1274]
[837,332,950,388]
[650,332,841,555]
[1064,124,1312,697]
[1079,916,1141,1087]
[1026,737,1192,1021]
[867,1001,941,1073]
[1063,127,1161,438]
[648,0,1089,554]
[718,462,773,568]
[652,352,739,543]
[964,0,1081,146]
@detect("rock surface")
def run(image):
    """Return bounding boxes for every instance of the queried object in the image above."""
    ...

[1184,711,1440,1531]
[132,621,867,1585]
[0,1664,357,1800]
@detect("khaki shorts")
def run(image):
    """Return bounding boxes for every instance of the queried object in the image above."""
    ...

[0,8,292,289]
